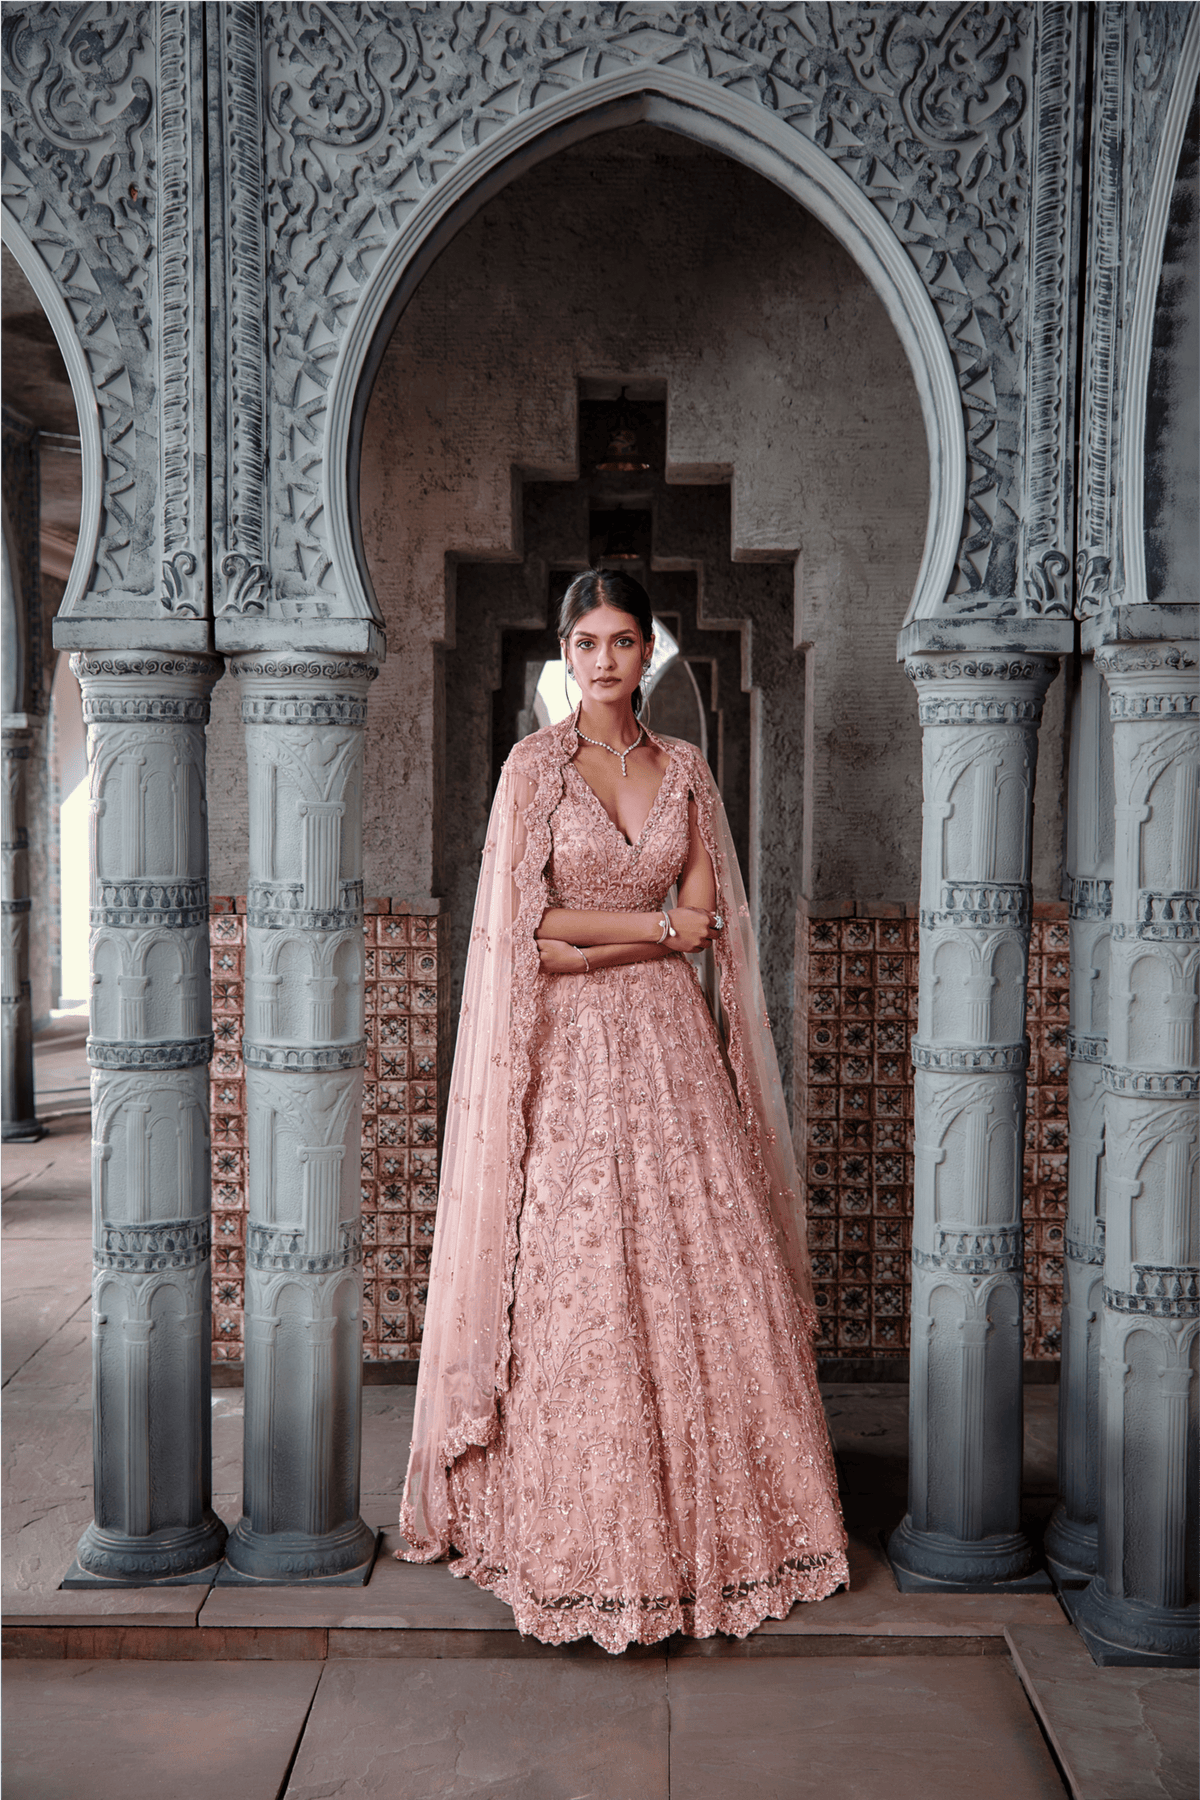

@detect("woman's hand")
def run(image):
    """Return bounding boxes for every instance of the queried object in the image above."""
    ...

[537,940,590,976]
[667,907,720,954]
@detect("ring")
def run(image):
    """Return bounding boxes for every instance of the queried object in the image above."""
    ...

[712,913,724,931]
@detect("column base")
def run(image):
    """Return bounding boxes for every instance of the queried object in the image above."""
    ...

[1043,1503,1099,1585]
[2,1117,47,1143]
[221,1516,378,1585]
[1063,1578,1199,1668]
[887,1517,1049,1592]
[64,1513,227,1586]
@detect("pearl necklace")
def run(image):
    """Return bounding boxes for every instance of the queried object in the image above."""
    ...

[574,720,645,777]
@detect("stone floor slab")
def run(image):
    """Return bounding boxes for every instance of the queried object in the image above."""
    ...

[1007,1623,1199,1800]
[283,1656,669,1798]
[199,1531,518,1631]
[2,1584,208,1626]
[2,1659,322,1800]
[667,1654,1067,1799]
[756,1532,1063,1637]
[0,1111,91,1211]
[1,1242,91,1386]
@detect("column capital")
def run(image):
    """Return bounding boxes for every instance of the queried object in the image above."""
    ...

[905,652,1060,726]
[230,654,379,729]
[1094,639,1198,720]
[71,651,225,724]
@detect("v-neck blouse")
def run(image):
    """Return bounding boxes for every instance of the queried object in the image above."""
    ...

[549,742,691,911]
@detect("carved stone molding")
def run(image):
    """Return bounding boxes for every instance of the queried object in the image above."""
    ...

[911,1041,1029,1074]
[920,882,1031,930]
[248,1217,362,1275]
[1113,894,1200,942]
[243,1042,367,1073]
[240,695,371,729]
[200,4,1090,647]
[87,1035,213,1071]
[95,1215,211,1273]
[1103,1065,1200,1098]
[4,5,210,648]
[230,658,382,685]
[1077,2,1198,639]
[913,1225,1023,1276]
[1065,1233,1106,1267]
[1105,1267,1200,1319]
[72,654,222,681]
[1070,877,1114,920]
[92,879,209,930]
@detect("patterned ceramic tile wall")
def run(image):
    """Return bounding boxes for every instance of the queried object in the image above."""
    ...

[796,906,1069,1363]
[208,898,451,1366]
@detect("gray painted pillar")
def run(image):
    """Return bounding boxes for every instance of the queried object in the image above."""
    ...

[68,652,226,1584]
[224,655,376,1583]
[2,715,44,1141]
[1069,641,1198,1666]
[1046,658,1114,1580]
[889,653,1059,1589]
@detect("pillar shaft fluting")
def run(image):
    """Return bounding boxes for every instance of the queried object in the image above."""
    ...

[2,715,44,1141]
[68,652,226,1584]
[1070,641,1198,1666]
[1046,658,1113,1579]
[224,656,376,1582]
[889,653,1059,1589]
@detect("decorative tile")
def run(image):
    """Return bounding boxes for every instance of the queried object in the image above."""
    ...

[799,904,1068,1362]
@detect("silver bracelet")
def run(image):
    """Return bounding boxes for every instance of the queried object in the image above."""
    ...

[573,944,590,972]
[657,909,677,945]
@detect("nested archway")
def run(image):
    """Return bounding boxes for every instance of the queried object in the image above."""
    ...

[326,76,964,642]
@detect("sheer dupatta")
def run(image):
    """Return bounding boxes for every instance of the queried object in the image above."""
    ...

[400,718,813,1560]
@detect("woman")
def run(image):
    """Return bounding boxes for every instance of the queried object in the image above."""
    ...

[400,569,848,1652]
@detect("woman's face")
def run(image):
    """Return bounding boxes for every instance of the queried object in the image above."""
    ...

[563,604,652,706]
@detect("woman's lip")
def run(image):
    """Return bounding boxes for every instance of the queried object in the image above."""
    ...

[593,677,620,685]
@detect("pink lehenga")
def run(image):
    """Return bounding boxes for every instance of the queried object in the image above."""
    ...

[400,716,848,1652]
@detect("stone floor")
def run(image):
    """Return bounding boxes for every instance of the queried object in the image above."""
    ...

[3,1108,1196,1799]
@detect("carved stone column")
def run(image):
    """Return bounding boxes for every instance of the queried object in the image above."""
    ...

[1046,658,1114,1580]
[66,653,226,1585]
[2,715,44,1141]
[223,656,376,1583]
[889,654,1059,1590]
[1069,642,1198,1666]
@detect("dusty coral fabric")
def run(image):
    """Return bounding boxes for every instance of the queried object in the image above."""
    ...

[401,725,847,1650]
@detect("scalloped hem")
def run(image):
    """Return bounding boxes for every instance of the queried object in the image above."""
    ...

[445,1547,850,1655]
